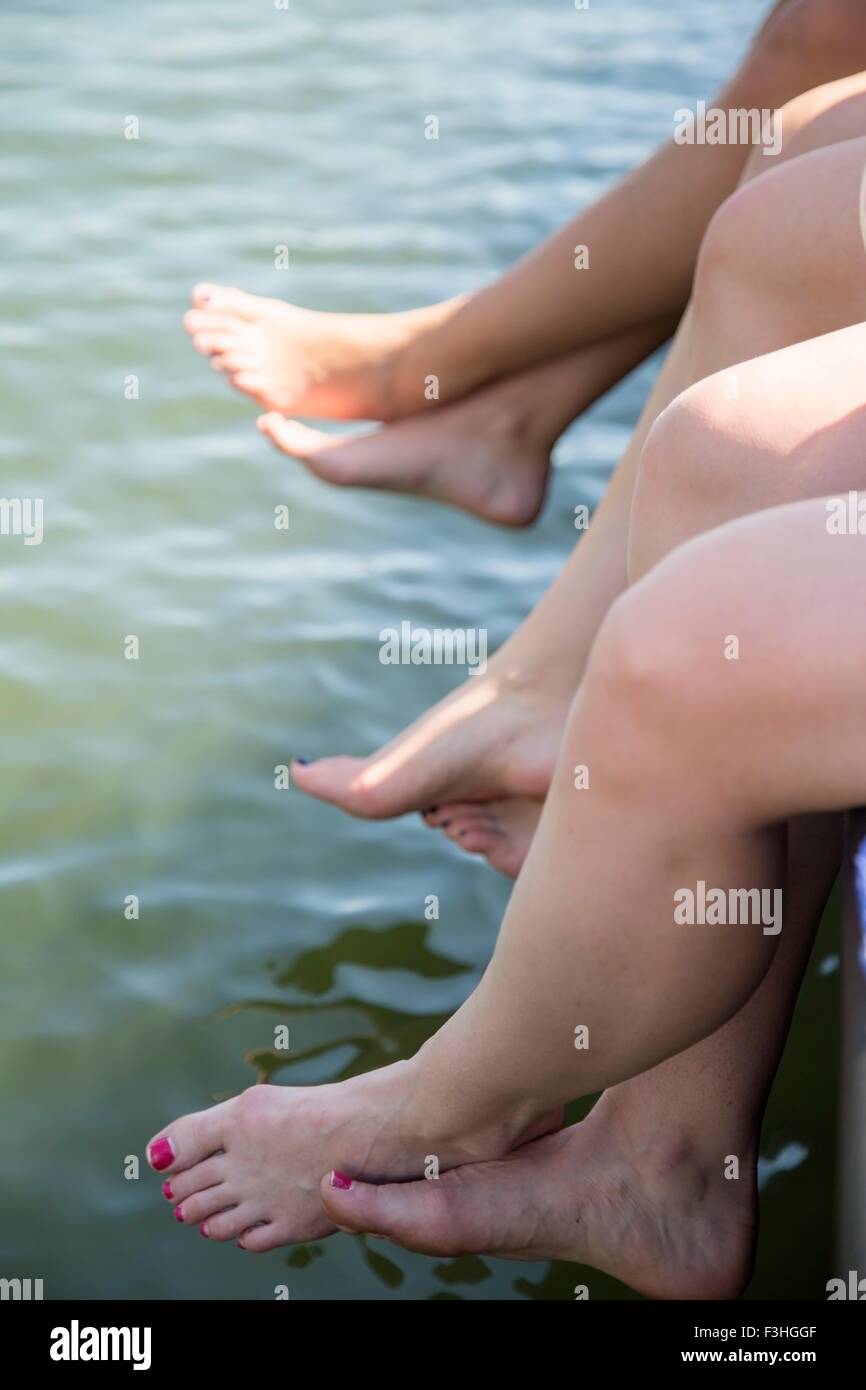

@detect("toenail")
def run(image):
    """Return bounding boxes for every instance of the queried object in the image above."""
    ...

[428,806,439,814]
[175,1206,184,1223]
[441,820,451,829]
[161,1180,173,1200]
[330,1170,353,1191]
[295,756,310,765]
[200,1224,209,1237]
[148,1137,174,1171]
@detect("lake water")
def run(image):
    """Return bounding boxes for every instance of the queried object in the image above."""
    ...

[0,0,839,1300]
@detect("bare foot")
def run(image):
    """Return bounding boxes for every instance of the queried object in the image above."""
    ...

[424,798,543,878]
[291,665,569,821]
[183,283,458,421]
[321,1105,758,1300]
[148,1063,559,1253]
[256,372,553,526]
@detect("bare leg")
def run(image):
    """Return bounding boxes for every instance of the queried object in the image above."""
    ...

[317,815,838,1302]
[293,97,866,828]
[185,1,866,421]
[147,496,864,1287]
[256,319,672,527]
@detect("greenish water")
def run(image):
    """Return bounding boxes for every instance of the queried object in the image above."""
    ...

[0,0,839,1299]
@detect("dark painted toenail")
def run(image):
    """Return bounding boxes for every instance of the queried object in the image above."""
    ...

[161,1180,173,1200]
[148,1137,174,1171]
[428,806,439,814]
[175,1206,184,1223]
[330,1170,353,1191]
[295,757,310,765]
[441,820,451,829]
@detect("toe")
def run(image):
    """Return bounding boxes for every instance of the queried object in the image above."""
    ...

[147,1099,231,1175]
[192,283,259,319]
[257,415,324,461]
[213,349,257,374]
[319,1169,505,1257]
[446,821,498,852]
[228,370,270,404]
[236,1209,336,1252]
[175,1184,234,1228]
[166,1155,226,1205]
[291,755,402,819]
[235,1223,288,1254]
[191,282,219,308]
[191,331,238,357]
[200,1203,264,1243]
[183,309,245,337]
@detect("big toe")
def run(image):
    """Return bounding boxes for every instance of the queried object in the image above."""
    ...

[257,415,332,464]
[319,1163,534,1258]
[191,282,258,318]
[146,1099,230,1176]
[292,755,415,820]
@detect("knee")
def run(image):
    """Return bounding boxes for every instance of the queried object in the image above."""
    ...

[751,0,866,76]
[692,179,780,317]
[628,384,729,582]
[580,580,711,788]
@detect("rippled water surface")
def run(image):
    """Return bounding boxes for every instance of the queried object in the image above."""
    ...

[0,0,839,1299]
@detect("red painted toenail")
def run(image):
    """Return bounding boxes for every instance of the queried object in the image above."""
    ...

[148,1137,174,1171]
[200,1224,209,1237]
[330,1170,353,1191]
[174,1206,184,1223]
[161,1180,173,1200]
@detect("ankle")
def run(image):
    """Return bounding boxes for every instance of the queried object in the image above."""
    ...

[389,294,483,413]
[590,1091,758,1192]
[393,1047,548,1168]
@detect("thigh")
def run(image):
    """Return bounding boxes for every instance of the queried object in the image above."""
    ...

[631,319,866,572]
[741,72,866,187]
[693,135,866,366]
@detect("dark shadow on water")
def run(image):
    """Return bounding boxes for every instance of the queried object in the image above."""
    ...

[213,919,467,1083]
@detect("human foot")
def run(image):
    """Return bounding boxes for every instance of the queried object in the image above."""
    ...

[148,1062,557,1252]
[183,283,461,421]
[292,665,569,822]
[424,798,543,878]
[256,372,554,526]
[321,1105,758,1300]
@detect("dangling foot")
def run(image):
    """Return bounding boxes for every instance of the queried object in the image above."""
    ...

[256,370,553,526]
[148,1063,559,1252]
[321,1104,758,1300]
[291,665,569,821]
[183,283,458,420]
